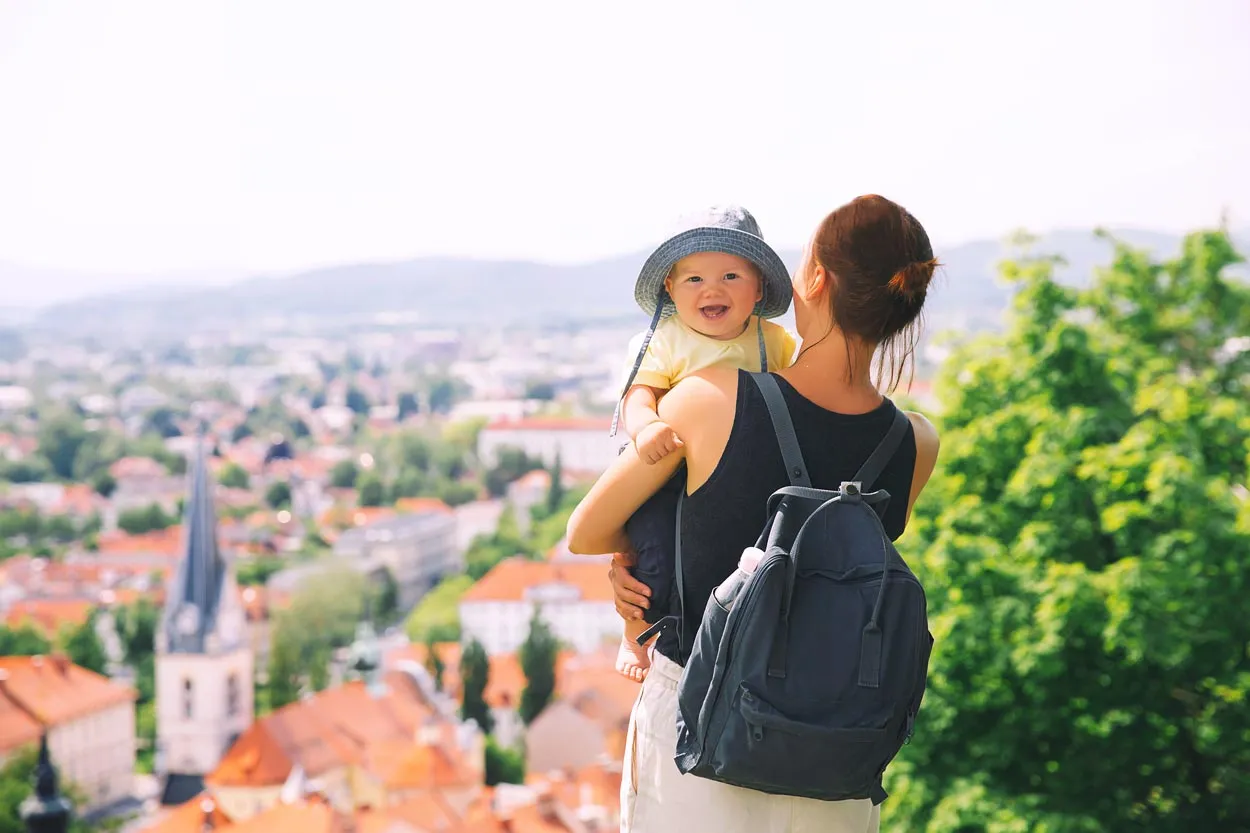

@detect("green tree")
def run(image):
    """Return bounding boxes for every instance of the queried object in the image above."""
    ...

[459,637,493,734]
[265,565,368,709]
[329,459,359,489]
[483,447,542,498]
[237,556,286,587]
[357,473,385,507]
[518,607,559,724]
[427,376,462,414]
[117,503,175,535]
[37,415,88,479]
[485,736,526,786]
[345,387,370,415]
[405,574,473,643]
[144,407,182,438]
[266,627,303,710]
[544,453,565,517]
[397,391,419,421]
[265,480,292,509]
[90,470,116,497]
[464,507,532,580]
[423,632,446,692]
[0,507,42,542]
[59,611,108,676]
[218,462,250,489]
[524,379,556,401]
[434,479,479,507]
[0,623,52,656]
[115,597,159,667]
[373,567,400,623]
[884,228,1250,832]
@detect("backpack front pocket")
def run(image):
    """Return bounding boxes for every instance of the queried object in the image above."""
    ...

[711,686,890,799]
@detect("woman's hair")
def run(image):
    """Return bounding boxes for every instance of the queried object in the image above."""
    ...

[810,194,938,391]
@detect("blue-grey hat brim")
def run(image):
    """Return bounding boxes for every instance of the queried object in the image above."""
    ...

[634,227,792,319]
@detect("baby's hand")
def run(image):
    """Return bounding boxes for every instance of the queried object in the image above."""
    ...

[634,421,684,465]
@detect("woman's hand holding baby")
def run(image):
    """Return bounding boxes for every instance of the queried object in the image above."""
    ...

[634,420,684,464]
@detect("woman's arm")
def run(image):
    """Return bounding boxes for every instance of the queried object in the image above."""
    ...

[565,441,685,555]
[904,411,940,523]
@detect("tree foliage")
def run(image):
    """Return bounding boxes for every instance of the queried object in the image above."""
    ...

[464,507,532,580]
[405,574,473,643]
[116,503,175,535]
[218,462,250,489]
[59,611,108,676]
[264,480,292,509]
[460,637,493,734]
[485,736,526,786]
[266,565,369,709]
[423,632,446,692]
[885,228,1250,832]
[0,623,51,656]
[483,447,543,498]
[518,607,559,724]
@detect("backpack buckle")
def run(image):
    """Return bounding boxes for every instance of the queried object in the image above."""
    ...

[839,481,863,497]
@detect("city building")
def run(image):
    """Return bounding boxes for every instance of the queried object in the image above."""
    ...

[154,440,255,806]
[459,558,618,655]
[0,654,137,813]
[477,417,617,474]
[332,509,460,609]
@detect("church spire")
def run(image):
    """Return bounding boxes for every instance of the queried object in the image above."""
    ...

[21,733,72,833]
[162,432,227,654]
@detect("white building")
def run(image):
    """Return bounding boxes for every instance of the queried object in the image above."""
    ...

[333,509,460,610]
[154,440,255,806]
[477,416,618,474]
[459,557,618,655]
[0,654,137,812]
[454,499,506,552]
[0,385,33,411]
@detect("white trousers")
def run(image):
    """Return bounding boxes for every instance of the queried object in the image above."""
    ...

[620,650,882,833]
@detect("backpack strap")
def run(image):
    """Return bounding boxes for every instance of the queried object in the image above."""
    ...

[750,372,811,487]
[851,406,910,489]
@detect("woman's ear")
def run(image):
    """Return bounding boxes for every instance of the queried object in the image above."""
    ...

[797,261,830,303]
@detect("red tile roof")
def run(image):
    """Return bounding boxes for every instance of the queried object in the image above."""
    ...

[3,598,95,635]
[460,558,614,604]
[0,655,136,754]
[207,674,440,788]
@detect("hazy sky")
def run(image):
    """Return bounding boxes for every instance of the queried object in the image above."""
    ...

[1,0,1248,279]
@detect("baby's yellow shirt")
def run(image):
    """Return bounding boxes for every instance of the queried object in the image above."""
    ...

[624,316,798,391]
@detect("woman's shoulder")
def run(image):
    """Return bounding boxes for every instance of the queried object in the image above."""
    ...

[658,365,742,420]
[899,408,940,514]
[902,408,939,457]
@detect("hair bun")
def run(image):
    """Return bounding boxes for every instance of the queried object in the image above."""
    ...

[887,258,938,301]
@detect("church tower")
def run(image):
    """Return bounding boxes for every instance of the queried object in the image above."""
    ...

[155,437,254,805]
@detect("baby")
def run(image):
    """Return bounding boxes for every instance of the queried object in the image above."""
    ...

[612,205,796,681]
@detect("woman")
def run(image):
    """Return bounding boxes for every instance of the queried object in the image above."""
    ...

[566,194,942,833]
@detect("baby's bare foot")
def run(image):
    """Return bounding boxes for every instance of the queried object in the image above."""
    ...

[616,636,651,683]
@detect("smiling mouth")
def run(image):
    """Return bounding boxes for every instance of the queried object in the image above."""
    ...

[700,305,729,320]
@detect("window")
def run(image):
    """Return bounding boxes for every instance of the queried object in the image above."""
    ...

[226,673,239,718]
[182,678,194,720]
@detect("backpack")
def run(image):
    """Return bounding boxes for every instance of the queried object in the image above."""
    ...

[660,372,934,804]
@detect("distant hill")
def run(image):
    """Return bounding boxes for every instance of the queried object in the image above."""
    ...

[18,228,1246,341]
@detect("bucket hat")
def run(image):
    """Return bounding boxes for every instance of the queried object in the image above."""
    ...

[634,205,792,319]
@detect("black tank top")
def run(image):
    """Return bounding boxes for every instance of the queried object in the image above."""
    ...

[655,370,918,665]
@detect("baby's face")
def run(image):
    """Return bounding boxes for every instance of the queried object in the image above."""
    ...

[664,251,763,341]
